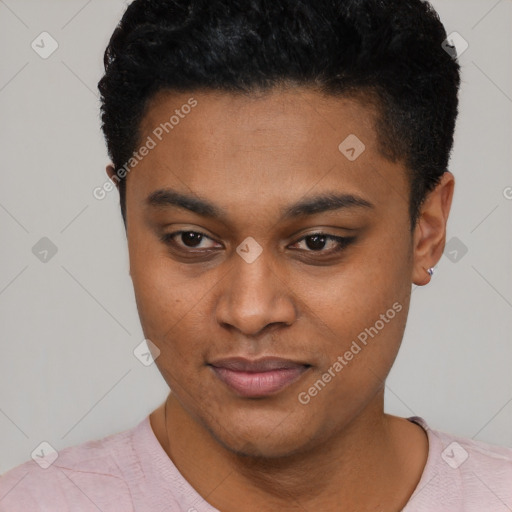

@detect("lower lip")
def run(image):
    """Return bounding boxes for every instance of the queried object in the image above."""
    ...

[210,366,309,397]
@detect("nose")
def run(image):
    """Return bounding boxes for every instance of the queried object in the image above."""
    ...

[215,249,297,337]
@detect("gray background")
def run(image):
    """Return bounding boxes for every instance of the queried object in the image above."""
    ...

[0,0,511,474]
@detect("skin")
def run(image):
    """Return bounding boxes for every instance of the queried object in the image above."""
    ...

[107,86,454,511]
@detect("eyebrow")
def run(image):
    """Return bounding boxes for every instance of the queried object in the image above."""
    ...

[145,188,374,221]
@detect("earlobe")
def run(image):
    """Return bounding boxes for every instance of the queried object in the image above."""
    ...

[412,171,455,286]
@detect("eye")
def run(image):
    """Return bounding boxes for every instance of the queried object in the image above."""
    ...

[160,230,356,258]
[160,230,221,251]
[289,233,356,254]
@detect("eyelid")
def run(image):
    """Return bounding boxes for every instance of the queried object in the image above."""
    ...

[161,228,356,258]
[288,233,356,253]
[160,230,222,250]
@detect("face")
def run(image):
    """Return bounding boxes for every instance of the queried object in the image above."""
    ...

[121,87,417,458]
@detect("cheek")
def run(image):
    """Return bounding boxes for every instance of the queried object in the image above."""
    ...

[302,245,409,345]
[296,233,411,394]
[295,288,408,419]
[127,233,208,356]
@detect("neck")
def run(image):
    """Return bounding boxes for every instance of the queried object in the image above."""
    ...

[151,391,428,512]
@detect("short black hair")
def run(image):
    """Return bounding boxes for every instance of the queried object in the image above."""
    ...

[98,0,460,230]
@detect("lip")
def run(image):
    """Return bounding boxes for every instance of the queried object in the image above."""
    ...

[208,357,311,397]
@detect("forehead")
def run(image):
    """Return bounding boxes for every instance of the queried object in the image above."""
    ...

[140,86,380,153]
[130,87,409,221]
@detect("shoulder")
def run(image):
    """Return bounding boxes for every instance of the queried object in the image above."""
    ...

[428,419,512,479]
[0,420,143,512]
[405,417,512,512]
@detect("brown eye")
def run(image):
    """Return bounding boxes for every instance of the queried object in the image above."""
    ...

[291,233,356,254]
[160,231,221,250]
[304,234,328,251]
[180,231,204,247]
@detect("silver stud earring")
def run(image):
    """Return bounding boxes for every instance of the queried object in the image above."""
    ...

[427,267,434,277]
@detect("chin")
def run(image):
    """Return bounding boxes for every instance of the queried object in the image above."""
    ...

[213,429,310,460]
[200,406,320,460]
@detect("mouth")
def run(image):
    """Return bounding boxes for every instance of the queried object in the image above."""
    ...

[208,356,312,398]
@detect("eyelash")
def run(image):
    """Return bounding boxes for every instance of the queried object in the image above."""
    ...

[160,230,356,256]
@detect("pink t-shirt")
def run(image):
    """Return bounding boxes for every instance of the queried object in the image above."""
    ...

[1,416,511,511]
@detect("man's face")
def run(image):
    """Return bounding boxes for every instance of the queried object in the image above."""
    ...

[124,87,415,457]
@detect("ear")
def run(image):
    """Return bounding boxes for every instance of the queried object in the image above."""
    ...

[106,163,130,275]
[412,171,455,286]
[106,163,120,190]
